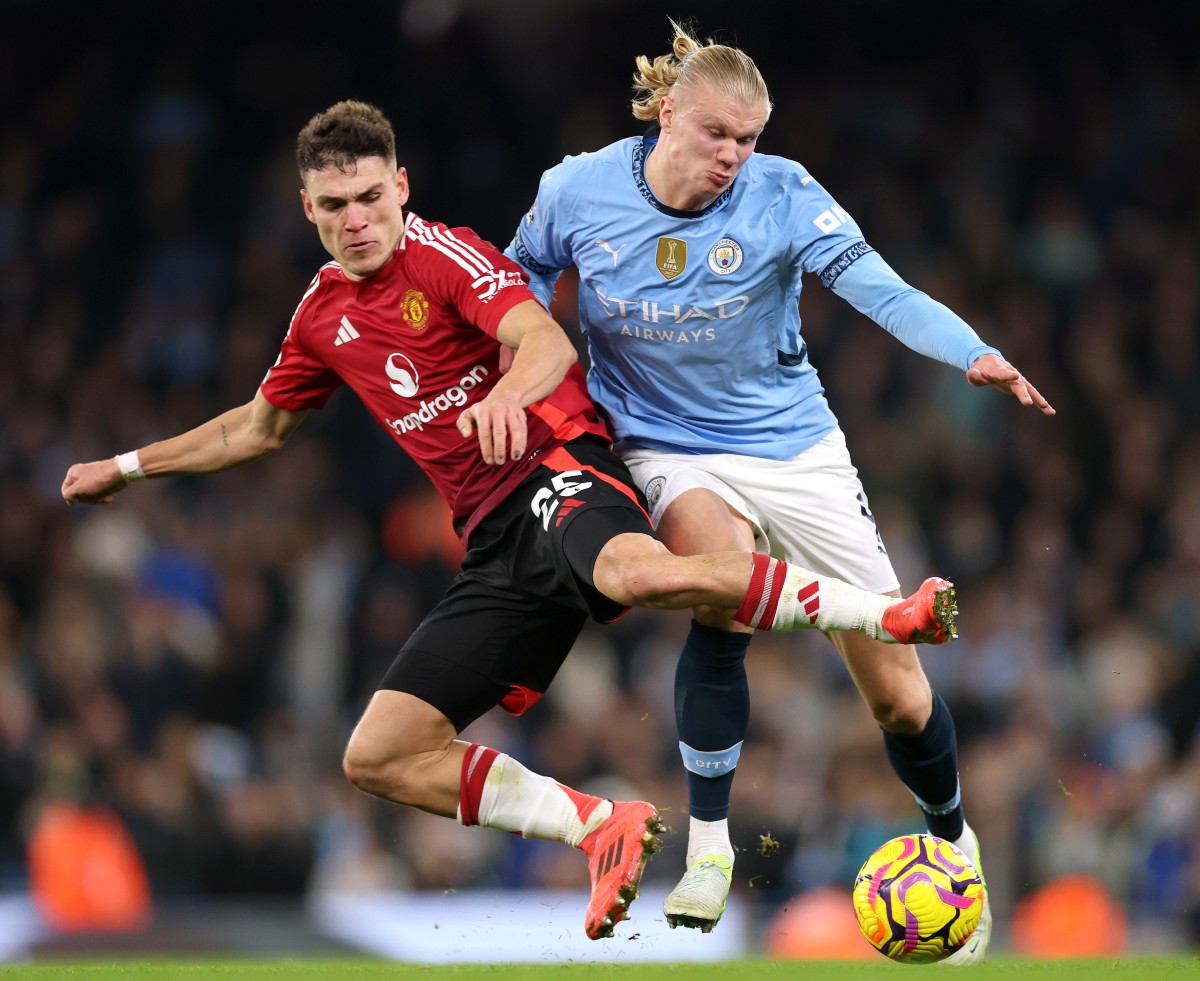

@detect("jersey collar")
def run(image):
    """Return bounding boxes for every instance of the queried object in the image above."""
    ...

[399,211,416,250]
[632,126,734,220]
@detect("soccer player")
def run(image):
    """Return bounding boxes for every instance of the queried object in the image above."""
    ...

[61,101,957,941]
[506,23,1054,959]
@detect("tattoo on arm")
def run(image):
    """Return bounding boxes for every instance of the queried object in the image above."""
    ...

[220,423,229,447]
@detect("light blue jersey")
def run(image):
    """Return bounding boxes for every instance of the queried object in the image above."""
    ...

[507,131,999,460]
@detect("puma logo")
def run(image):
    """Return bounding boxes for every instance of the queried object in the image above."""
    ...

[596,239,629,267]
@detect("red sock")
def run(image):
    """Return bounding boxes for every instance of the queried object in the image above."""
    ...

[732,553,787,630]
[459,743,500,827]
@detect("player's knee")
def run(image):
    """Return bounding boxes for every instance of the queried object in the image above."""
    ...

[869,687,932,735]
[343,739,418,801]
[594,537,688,609]
[342,744,389,797]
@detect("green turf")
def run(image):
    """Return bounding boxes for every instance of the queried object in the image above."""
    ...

[1,959,1198,981]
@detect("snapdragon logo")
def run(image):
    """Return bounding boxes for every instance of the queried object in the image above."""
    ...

[385,360,490,436]
[386,353,420,397]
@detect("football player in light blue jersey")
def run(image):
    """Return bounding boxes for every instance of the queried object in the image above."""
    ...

[507,20,1054,959]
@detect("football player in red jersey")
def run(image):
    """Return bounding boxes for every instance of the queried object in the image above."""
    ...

[60,101,956,940]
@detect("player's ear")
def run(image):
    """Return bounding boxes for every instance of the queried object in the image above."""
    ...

[659,95,674,133]
[395,167,410,206]
[300,188,316,224]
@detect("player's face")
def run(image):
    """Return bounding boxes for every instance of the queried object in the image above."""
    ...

[301,156,410,280]
[656,84,767,211]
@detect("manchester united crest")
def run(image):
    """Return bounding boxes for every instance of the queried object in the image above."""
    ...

[401,289,430,330]
[655,237,687,281]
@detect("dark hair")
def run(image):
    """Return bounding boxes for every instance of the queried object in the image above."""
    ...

[296,100,396,176]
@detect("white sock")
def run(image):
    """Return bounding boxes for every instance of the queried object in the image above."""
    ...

[464,751,612,846]
[686,816,733,866]
[774,563,891,639]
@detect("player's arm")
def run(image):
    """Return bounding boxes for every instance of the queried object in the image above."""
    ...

[456,299,578,465]
[504,239,564,311]
[61,390,308,505]
[830,251,1055,415]
[505,161,576,309]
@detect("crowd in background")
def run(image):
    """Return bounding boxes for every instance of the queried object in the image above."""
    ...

[2,0,1198,953]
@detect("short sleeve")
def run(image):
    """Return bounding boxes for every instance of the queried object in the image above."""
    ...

[408,221,540,338]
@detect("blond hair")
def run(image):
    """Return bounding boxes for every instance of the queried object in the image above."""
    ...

[631,19,772,122]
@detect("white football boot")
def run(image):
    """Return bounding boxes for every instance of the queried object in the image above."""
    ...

[663,854,734,933]
[940,822,992,966]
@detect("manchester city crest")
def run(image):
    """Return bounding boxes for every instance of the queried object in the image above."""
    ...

[644,476,666,509]
[707,237,744,275]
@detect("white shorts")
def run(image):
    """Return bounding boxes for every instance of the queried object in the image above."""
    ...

[623,428,899,593]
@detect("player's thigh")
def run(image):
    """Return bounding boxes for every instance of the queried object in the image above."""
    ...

[753,431,899,592]
[657,487,757,555]
[624,450,769,554]
[833,629,933,733]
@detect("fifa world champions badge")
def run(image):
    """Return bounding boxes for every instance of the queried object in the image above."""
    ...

[707,237,744,275]
[655,237,687,280]
[402,289,430,330]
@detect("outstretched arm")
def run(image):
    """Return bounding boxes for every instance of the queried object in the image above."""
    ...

[456,299,578,465]
[61,390,308,505]
[831,251,1054,414]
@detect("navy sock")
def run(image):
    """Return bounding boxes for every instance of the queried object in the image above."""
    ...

[882,691,965,841]
[674,620,751,822]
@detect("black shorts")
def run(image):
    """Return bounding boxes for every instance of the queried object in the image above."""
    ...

[379,436,656,731]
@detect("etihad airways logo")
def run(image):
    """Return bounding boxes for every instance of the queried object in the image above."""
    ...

[594,287,750,324]
[384,359,490,436]
[593,287,750,343]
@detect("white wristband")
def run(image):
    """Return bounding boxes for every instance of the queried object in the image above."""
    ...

[115,450,146,483]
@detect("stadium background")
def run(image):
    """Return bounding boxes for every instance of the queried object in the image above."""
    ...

[2,0,1198,960]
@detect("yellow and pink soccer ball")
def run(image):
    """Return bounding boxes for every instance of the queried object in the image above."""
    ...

[852,833,984,963]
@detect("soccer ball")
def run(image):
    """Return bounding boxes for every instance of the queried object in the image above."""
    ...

[852,833,984,963]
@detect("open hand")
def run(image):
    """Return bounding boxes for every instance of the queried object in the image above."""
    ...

[966,353,1055,416]
[457,395,527,465]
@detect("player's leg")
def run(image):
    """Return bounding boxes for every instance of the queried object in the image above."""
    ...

[831,630,961,837]
[738,427,988,960]
[656,489,756,932]
[344,687,663,940]
[342,688,468,816]
[592,531,954,642]
[343,526,663,940]
[833,629,991,963]
[345,687,618,838]
[586,522,949,931]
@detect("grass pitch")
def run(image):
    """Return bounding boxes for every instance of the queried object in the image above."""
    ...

[1,959,1197,980]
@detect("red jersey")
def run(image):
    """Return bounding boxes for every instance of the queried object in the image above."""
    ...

[260,213,611,540]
